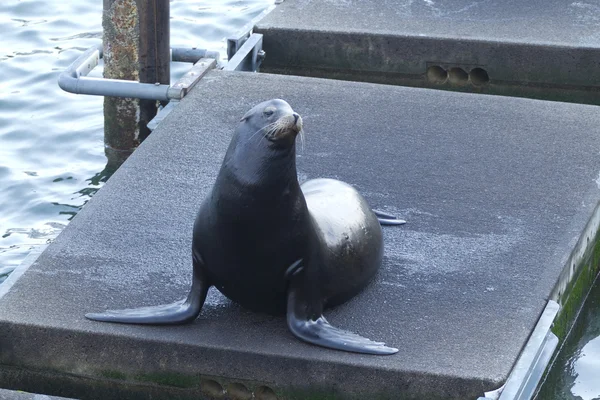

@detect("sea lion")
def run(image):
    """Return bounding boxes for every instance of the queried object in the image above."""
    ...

[86,99,405,355]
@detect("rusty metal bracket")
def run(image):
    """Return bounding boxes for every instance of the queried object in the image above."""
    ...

[167,58,216,100]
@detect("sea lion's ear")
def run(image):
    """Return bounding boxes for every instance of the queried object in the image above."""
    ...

[240,108,254,121]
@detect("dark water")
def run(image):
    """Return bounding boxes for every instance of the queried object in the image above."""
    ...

[0,1,598,398]
[538,276,600,400]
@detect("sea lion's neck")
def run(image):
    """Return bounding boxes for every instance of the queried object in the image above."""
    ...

[220,140,299,192]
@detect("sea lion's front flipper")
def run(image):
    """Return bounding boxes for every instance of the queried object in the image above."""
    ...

[85,263,210,325]
[286,262,398,355]
[373,210,406,226]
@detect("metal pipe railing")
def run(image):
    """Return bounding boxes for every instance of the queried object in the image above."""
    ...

[58,44,219,101]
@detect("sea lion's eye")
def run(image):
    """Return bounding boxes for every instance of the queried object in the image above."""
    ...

[264,107,275,117]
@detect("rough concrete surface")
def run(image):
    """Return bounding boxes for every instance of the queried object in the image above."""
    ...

[1,71,600,399]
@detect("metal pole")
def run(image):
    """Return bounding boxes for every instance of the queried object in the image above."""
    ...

[102,0,170,164]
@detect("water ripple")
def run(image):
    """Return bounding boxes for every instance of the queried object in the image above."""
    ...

[0,0,272,271]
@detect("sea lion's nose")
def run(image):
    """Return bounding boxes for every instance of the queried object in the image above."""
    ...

[293,113,300,124]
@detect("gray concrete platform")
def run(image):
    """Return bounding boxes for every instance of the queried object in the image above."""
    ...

[2,71,600,400]
[255,0,600,104]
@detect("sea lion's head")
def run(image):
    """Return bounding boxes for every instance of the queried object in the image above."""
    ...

[238,99,303,149]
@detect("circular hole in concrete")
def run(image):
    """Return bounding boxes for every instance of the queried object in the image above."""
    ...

[256,386,278,400]
[227,383,252,400]
[448,67,468,84]
[469,67,489,85]
[201,379,224,398]
[426,65,447,84]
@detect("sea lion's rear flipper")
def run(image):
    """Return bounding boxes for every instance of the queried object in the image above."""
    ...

[85,265,210,325]
[285,261,398,355]
[373,210,406,226]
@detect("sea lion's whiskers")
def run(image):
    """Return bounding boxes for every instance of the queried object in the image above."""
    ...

[299,129,305,153]
[260,118,285,144]
[258,126,272,145]
[249,121,277,141]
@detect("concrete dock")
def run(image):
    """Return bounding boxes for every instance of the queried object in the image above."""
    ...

[2,70,600,399]
[255,0,600,104]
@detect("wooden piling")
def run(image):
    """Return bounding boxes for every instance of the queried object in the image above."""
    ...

[102,0,170,165]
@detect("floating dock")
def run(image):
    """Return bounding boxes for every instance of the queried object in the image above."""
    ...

[2,1,600,399]
[256,0,600,104]
[2,70,600,399]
